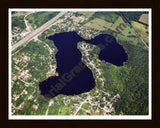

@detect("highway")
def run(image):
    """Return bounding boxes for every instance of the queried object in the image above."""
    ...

[11,11,66,51]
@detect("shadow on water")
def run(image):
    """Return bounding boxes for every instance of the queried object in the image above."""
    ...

[39,31,128,98]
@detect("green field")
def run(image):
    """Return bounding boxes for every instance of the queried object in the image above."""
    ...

[117,12,148,24]
[93,12,119,23]
[78,12,95,18]
[131,21,149,44]
[112,16,136,36]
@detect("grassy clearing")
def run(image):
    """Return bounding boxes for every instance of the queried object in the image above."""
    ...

[48,104,71,115]
[93,12,119,23]
[83,15,136,36]
[89,23,104,30]
[131,21,149,43]
[90,18,112,28]
[112,16,136,36]
[82,103,90,109]
[80,12,118,26]
[84,18,112,30]
[78,12,95,18]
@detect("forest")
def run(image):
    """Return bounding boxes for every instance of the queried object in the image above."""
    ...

[12,15,25,30]
[99,39,148,115]
[116,12,148,24]
[26,12,60,28]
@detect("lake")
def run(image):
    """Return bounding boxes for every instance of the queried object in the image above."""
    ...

[39,31,128,98]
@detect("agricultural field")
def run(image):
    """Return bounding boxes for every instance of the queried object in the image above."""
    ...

[139,14,149,25]
[78,11,95,18]
[117,12,148,24]
[93,12,119,23]
[83,16,136,37]
[112,16,136,36]
[85,18,112,30]
[131,21,149,44]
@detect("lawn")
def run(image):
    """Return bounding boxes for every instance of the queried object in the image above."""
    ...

[82,103,90,109]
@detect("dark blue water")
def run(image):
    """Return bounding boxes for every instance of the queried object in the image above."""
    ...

[39,31,128,98]
[85,34,128,66]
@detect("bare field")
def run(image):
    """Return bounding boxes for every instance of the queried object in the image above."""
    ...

[12,11,32,17]
[139,14,149,25]
[71,15,81,23]
[84,22,91,27]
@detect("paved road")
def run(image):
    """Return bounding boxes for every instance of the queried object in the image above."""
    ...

[12,11,66,51]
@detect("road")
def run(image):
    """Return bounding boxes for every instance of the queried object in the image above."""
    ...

[119,13,148,48]
[11,11,66,51]
[24,11,35,32]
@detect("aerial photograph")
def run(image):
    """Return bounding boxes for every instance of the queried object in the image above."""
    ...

[9,9,151,119]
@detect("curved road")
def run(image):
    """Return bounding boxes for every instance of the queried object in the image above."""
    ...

[12,11,66,51]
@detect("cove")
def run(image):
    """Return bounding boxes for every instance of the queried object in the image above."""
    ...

[39,31,128,98]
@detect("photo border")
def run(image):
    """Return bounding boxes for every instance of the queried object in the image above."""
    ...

[0,0,159,127]
[9,8,152,120]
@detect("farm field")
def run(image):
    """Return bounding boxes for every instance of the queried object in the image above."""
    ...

[139,14,149,25]
[131,21,149,44]
[78,12,95,18]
